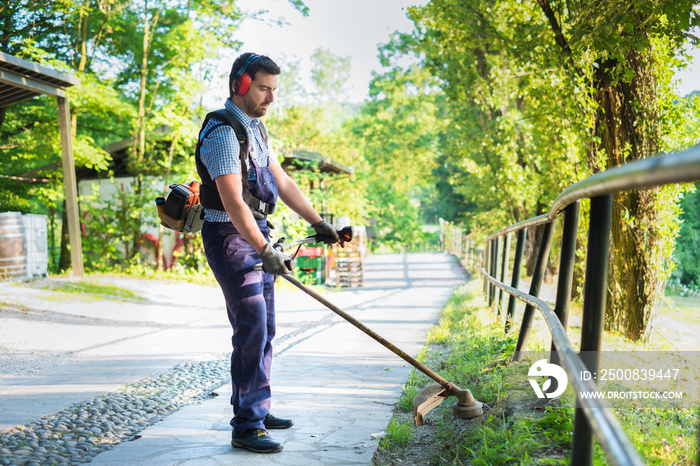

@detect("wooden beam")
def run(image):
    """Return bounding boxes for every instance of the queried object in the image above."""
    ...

[57,96,84,277]
[0,68,66,98]
[0,51,80,86]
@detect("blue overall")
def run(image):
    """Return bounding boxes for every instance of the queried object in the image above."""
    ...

[201,154,279,439]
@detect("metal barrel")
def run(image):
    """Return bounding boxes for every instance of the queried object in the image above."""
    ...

[0,212,27,280]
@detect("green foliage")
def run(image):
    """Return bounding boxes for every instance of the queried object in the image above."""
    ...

[0,1,304,274]
[406,0,589,237]
[79,179,161,272]
[403,0,700,339]
[0,97,62,214]
[309,48,351,103]
[67,71,136,149]
[349,54,443,249]
[265,101,367,228]
[672,184,700,290]
[610,407,699,465]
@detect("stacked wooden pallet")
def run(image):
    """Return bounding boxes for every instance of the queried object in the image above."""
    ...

[333,226,365,287]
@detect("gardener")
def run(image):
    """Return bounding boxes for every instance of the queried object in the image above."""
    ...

[196,52,339,454]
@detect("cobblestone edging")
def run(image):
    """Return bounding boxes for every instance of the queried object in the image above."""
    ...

[0,359,230,466]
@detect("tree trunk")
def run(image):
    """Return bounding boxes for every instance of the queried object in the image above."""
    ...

[135,4,160,164]
[607,188,665,340]
[593,51,667,341]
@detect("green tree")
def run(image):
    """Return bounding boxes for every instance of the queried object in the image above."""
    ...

[0,0,307,272]
[309,48,351,104]
[407,0,700,341]
[407,0,588,273]
[265,104,366,232]
[349,47,443,250]
[673,184,700,290]
[536,0,700,340]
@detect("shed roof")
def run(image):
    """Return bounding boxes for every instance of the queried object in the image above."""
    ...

[74,133,354,180]
[282,150,354,175]
[0,51,80,107]
[0,52,84,277]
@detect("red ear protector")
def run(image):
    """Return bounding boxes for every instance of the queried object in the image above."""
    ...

[234,54,261,96]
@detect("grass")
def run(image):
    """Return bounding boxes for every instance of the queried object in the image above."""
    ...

[36,279,145,301]
[372,278,700,465]
[380,419,414,449]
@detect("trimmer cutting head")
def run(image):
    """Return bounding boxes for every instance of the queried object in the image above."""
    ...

[412,382,484,425]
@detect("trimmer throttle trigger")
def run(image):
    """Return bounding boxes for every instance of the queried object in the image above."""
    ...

[337,226,353,248]
[272,237,286,252]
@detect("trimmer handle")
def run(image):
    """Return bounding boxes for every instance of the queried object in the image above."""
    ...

[315,226,353,247]
[252,260,293,273]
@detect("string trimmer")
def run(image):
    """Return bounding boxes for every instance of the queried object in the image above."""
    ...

[260,227,483,425]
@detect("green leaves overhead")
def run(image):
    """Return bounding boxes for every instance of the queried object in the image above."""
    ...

[407,0,587,231]
[404,0,700,340]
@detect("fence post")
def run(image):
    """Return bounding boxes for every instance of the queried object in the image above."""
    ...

[571,194,613,466]
[506,228,527,333]
[513,222,554,361]
[550,201,580,366]
[498,233,510,317]
[484,239,491,296]
[489,237,499,308]
[463,235,470,268]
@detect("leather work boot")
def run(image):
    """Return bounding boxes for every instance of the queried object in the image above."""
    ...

[231,429,283,453]
[264,413,294,429]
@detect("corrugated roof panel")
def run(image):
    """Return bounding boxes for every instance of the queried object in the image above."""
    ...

[0,52,79,107]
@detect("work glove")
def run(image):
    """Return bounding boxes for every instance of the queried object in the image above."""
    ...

[312,220,340,245]
[260,242,293,275]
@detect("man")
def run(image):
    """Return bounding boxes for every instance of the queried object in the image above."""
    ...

[196,52,339,454]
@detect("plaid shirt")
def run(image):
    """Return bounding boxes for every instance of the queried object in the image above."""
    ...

[198,99,272,223]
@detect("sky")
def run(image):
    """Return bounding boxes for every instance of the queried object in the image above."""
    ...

[204,0,427,106]
[204,0,700,106]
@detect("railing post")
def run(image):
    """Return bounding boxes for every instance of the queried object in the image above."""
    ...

[489,237,499,309]
[483,239,491,296]
[506,228,527,333]
[498,233,510,317]
[469,238,473,268]
[550,201,580,367]
[463,235,469,268]
[513,222,554,361]
[572,194,613,466]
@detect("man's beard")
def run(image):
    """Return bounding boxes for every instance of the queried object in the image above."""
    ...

[244,100,269,118]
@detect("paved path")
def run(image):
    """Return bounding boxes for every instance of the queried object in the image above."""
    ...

[0,253,467,465]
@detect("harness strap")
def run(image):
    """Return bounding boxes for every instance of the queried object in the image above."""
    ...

[243,191,276,215]
[195,108,275,218]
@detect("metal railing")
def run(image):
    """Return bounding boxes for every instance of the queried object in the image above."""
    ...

[451,144,700,466]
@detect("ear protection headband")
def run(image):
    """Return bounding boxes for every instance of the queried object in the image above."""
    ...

[234,54,261,96]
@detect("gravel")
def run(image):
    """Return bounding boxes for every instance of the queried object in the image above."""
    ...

[0,359,230,465]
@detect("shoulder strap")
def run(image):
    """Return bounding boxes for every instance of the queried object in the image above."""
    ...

[195,108,251,211]
[206,109,250,190]
[257,121,272,163]
[258,120,269,143]
[195,108,275,216]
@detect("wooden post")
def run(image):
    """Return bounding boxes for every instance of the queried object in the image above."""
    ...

[57,96,84,277]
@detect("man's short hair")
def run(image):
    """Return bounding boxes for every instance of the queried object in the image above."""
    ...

[229,53,280,98]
